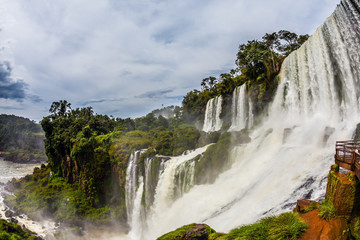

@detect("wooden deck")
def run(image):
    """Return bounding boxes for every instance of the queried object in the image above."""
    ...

[335,140,360,179]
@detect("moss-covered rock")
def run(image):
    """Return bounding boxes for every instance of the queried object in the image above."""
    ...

[194,130,250,185]
[157,223,216,240]
[0,218,42,240]
[350,216,360,240]
[325,165,358,220]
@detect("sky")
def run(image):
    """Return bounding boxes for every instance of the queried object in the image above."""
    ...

[0,0,340,122]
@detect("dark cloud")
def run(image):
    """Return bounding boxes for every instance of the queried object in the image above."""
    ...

[0,61,41,103]
[136,89,173,99]
[0,61,27,101]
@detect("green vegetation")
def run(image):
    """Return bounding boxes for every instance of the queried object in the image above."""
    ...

[5,165,112,225]
[0,218,41,240]
[350,217,360,240]
[0,114,46,163]
[319,198,336,221]
[223,212,307,240]
[157,212,307,240]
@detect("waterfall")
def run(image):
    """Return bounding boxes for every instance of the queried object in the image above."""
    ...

[203,95,223,132]
[124,0,360,239]
[230,84,253,131]
[124,146,209,239]
[125,150,145,228]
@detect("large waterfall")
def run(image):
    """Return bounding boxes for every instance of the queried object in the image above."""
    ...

[124,0,360,239]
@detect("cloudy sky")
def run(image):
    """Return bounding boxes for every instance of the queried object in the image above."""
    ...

[0,0,339,121]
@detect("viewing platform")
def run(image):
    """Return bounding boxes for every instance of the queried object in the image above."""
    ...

[334,140,360,179]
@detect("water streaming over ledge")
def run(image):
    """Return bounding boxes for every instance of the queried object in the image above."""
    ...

[125,0,360,238]
[229,84,254,131]
[203,95,223,132]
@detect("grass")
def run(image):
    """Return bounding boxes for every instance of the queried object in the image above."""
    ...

[304,202,319,213]
[157,212,307,240]
[318,199,336,220]
[220,212,307,240]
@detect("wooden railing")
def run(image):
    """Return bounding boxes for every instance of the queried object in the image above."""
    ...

[335,140,360,179]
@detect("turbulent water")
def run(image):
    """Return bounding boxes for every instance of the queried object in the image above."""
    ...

[0,158,57,238]
[123,0,360,239]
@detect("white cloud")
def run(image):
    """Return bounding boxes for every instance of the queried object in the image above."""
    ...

[0,0,340,121]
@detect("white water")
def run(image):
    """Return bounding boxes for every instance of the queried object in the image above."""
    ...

[124,0,360,239]
[203,95,223,132]
[229,84,254,131]
[0,159,57,238]
[125,150,145,226]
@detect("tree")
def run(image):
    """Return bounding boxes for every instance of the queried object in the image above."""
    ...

[277,30,309,56]
[236,40,270,81]
[201,76,218,91]
[49,100,71,117]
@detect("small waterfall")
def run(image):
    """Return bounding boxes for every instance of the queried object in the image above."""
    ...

[230,84,253,131]
[174,160,196,199]
[203,95,223,132]
[127,177,145,240]
[125,150,145,226]
[143,157,167,210]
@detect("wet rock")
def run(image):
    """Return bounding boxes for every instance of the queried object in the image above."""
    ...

[323,126,335,146]
[184,224,212,240]
[10,217,18,224]
[5,210,14,218]
[353,123,360,139]
[295,199,319,213]
[299,209,348,240]
[231,130,251,144]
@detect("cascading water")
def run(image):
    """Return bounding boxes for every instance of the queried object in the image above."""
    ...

[203,95,223,132]
[124,0,360,239]
[229,84,254,130]
[125,150,143,226]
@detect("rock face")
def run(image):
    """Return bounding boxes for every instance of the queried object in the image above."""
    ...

[325,164,358,220]
[299,210,349,240]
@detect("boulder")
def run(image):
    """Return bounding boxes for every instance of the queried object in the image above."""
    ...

[295,199,319,213]
[157,223,215,240]
[184,224,211,240]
